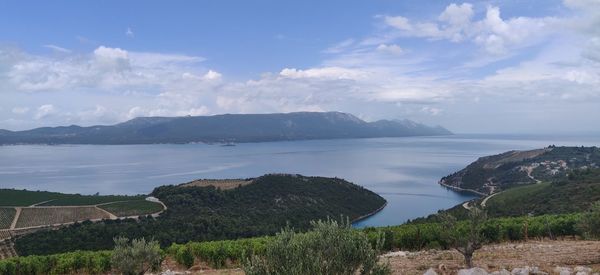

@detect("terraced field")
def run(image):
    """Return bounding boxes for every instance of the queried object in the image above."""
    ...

[98,200,164,217]
[0,209,16,230]
[15,207,110,229]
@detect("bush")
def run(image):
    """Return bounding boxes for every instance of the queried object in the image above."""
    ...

[577,201,600,239]
[243,219,391,275]
[111,237,163,275]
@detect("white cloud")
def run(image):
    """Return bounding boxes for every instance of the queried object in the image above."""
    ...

[34,104,57,120]
[376,44,404,55]
[43,45,71,53]
[279,67,368,80]
[384,4,560,54]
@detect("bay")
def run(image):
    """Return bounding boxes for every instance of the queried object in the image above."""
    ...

[1,134,599,227]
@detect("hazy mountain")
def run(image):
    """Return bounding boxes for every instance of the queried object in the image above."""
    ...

[0,112,452,145]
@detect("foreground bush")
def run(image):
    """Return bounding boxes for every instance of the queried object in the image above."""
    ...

[112,237,163,275]
[243,219,391,275]
[577,201,600,239]
[0,250,111,275]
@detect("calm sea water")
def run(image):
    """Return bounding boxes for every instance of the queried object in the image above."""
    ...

[1,134,599,227]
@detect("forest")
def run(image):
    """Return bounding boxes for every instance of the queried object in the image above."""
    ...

[14,174,386,256]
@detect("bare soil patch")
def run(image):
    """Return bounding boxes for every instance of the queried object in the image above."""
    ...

[384,239,600,274]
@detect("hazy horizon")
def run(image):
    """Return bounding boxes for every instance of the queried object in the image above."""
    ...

[2,0,599,133]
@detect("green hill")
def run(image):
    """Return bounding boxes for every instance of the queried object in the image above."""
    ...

[14,174,386,256]
[440,146,600,194]
[485,168,600,217]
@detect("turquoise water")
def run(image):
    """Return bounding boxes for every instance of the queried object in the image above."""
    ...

[1,134,599,227]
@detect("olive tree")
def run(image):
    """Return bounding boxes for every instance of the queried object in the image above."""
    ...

[243,219,390,275]
[440,207,487,268]
[112,237,163,275]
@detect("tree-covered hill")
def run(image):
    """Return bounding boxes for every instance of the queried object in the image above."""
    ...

[14,174,386,256]
[440,146,600,194]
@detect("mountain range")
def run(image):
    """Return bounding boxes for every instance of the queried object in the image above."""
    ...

[0,111,451,145]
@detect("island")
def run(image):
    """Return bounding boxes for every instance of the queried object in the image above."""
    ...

[0,111,451,145]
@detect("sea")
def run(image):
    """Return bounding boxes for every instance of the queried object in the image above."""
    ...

[1,133,599,228]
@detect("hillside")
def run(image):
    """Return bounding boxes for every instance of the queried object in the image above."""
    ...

[13,174,386,256]
[440,146,600,194]
[0,111,451,145]
[484,168,600,217]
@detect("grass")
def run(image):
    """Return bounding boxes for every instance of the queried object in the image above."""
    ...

[0,189,145,207]
[98,200,164,217]
[0,208,16,229]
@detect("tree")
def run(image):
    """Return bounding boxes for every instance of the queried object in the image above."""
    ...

[440,207,487,268]
[577,201,600,239]
[243,219,391,275]
[111,237,163,275]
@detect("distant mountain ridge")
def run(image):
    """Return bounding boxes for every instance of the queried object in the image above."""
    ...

[0,111,451,145]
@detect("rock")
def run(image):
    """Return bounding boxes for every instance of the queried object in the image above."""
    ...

[554,266,572,275]
[458,267,490,275]
[511,267,530,275]
[381,250,408,257]
[491,269,511,275]
[575,266,593,274]
[423,268,438,275]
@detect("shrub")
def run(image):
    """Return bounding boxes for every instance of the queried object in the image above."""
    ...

[243,219,391,275]
[576,201,600,239]
[111,237,163,275]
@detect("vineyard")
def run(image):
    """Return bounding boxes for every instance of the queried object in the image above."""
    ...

[0,231,11,241]
[0,189,145,207]
[98,200,164,217]
[15,207,110,229]
[0,208,16,230]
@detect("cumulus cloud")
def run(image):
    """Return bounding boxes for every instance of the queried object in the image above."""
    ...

[384,3,560,54]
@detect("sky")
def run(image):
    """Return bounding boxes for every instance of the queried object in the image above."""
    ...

[1,0,599,133]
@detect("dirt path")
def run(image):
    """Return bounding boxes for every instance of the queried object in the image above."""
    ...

[383,240,600,275]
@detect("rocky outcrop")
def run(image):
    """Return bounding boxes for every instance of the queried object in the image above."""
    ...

[431,266,599,275]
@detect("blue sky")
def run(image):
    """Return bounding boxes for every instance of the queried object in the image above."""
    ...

[1,0,599,133]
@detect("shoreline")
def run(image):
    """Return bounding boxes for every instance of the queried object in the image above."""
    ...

[352,201,388,224]
[438,180,487,197]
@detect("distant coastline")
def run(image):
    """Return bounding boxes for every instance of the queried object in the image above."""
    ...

[439,180,487,197]
[352,201,388,224]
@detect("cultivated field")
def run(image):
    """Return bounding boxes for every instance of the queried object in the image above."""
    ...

[98,200,164,217]
[15,207,110,229]
[0,189,145,207]
[182,179,254,190]
[0,209,15,230]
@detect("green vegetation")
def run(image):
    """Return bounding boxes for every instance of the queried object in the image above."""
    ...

[441,146,600,193]
[14,174,386,256]
[0,213,586,273]
[243,219,391,275]
[0,189,144,207]
[440,208,487,268]
[485,168,600,217]
[0,208,16,229]
[0,250,112,275]
[576,201,600,239]
[111,237,162,275]
[98,201,164,217]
